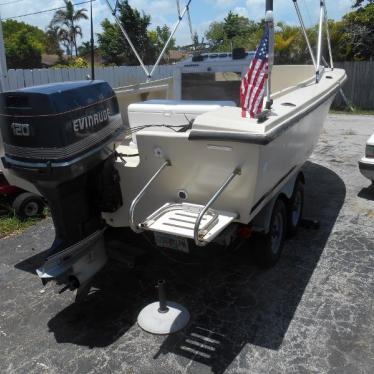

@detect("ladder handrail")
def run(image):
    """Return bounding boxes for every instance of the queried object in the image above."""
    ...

[129,160,171,233]
[194,168,241,246]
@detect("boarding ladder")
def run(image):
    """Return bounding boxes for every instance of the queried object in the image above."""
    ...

[129,160,241,246]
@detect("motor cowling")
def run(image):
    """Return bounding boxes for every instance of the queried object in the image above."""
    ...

[0,80,125,256]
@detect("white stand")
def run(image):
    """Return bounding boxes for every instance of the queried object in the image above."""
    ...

[137,301,190,335]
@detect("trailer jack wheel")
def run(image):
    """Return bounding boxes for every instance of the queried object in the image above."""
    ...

[254,198,287,269]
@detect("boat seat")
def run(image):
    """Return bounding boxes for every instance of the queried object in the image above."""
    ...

[127,99,236,145]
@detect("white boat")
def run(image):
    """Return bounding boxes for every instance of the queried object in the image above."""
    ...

[0,0,346,296]
[109,64,346,244]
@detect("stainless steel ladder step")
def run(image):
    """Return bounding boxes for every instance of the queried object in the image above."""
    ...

[140,202,237,243]
[129,162,241,245]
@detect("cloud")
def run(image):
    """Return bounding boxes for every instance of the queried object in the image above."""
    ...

[233,6,249,17]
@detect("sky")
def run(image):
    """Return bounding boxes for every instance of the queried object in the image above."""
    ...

[0,0,355,47]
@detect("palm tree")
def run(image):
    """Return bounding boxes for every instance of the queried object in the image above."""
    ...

[58,26,73,57]
[51,0,88,57]
[45,24,63,57]
[274,22,299,64]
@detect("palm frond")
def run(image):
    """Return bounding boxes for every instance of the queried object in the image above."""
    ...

[74,25,83,38]
[73,9,88,22]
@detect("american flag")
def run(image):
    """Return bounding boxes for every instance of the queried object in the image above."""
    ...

[240,27,269,118]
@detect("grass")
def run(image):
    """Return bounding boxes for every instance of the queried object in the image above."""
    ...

[0,203,48,239]
[330,108,374,115]
[0,213,42,239]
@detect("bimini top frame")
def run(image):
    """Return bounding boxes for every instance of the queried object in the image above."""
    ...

[104,0,193,82]
[104,0,335,96]
[292,0,334,83]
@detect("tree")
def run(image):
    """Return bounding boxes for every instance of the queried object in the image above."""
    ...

[5,29,43,69]
[205,21,225,50]
[274,22,318,64]
[50,0,88,57]
[274,23,299,64]
[192,32,200,47]
[78,41,98,57]
[57,27,73,57]
[2,19,46,47]
[149,25,175,63]
[342,3,374,60]
[223,11,256,41]
[205,12,261,52]
[45,25,63,56]
[204,7,374,63]
[98,0,155,66]
[97,19,125,65]
[2,19,46,68]
[325,20,351,62]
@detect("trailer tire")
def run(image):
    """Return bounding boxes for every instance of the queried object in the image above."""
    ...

[287,180,304,237]
[254,198,287,268]
[12,192,44,219]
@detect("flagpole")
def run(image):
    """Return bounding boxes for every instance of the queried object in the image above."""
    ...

[265,0,274,110]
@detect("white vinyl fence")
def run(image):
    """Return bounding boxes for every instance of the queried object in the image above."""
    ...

[1,65,175,91]
[4,62,374,110]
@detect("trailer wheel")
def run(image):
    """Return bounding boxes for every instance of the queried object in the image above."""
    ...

[287,180,304,237]
[254,198,287,268]
[12,192,44,219]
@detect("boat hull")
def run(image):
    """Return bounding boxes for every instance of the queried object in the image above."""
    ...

[104,94,336,227]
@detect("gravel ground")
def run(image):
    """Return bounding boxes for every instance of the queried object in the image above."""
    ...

[0,114,374,374]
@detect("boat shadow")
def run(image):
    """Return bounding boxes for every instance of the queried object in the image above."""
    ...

[45,161,346,372]
[358,183,374,201]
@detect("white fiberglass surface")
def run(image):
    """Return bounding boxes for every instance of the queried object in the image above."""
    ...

[103,66,346,230]
[128,100,236,114]
[192,68,346,134]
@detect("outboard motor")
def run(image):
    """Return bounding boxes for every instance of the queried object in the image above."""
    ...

[0,80,125,292]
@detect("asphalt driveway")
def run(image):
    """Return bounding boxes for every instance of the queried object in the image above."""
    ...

[0,114,374,374]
